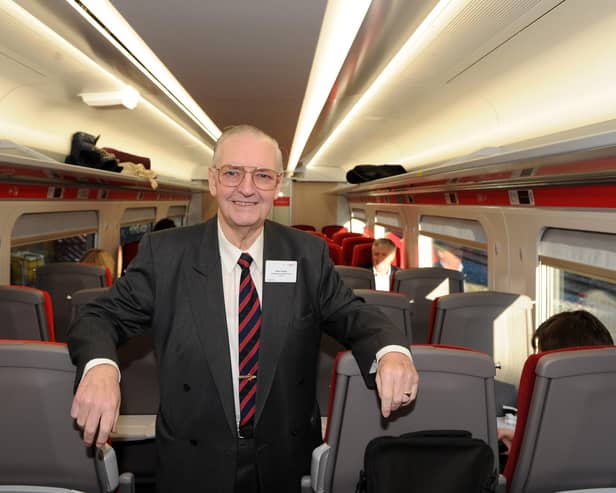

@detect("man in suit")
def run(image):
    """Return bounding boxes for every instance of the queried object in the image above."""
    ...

[370,238,399,291]
[68,125,418,493]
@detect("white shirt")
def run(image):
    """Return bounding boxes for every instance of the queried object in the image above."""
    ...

[217,220,264,428]
[373,266,392,292]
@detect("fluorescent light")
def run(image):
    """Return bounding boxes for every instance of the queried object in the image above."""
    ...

[65,0,221,141]
[80,87,140,109]
[307,0,470,169]
[287,0,372,173]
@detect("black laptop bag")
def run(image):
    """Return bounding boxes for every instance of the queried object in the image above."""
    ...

[356,430,497,493]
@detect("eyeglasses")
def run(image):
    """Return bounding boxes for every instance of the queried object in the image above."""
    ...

[215,165,282,191]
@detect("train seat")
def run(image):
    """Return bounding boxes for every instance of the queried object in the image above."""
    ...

[504,346,616,493]
[70,287,159,488]
[321,225,347,238]
[0,285,55,341]
[330,231,362,245]
[353,289,413,344]
[340,236,374,266]
[291,224,316,231]
[334,266,374,290]
[351,241,374,267]
[0,340,134,492]
[304,345,498,493]
[35,263,111,342]
[326,241,343,265]
[392,267,464,344]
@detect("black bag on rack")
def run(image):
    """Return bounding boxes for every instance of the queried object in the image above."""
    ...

[65,132,121,172]
[356,430,497,493]
[346,164,406,184]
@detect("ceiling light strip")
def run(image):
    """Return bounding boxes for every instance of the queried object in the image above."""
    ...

[306,0,470,170]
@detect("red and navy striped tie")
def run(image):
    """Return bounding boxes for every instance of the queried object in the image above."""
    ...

[237,253,261,427]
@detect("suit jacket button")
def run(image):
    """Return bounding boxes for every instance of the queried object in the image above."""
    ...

[291,430,298,437]
[298,377,305,385]
[189,439,198,446]
[183,383,191,392]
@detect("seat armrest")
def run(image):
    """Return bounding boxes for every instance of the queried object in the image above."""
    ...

[118,472,135,493]
[310,442,331,493]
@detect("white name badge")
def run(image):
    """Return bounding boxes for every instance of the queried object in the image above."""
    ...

[265,260,297,283]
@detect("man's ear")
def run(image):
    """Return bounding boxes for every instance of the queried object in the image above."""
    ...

[208,167,218,197]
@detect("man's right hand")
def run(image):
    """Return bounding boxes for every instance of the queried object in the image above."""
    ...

[70,364,121,448]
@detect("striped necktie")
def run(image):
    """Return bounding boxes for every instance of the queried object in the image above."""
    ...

[237,253,261,427]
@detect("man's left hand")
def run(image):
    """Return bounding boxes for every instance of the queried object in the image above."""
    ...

[375,352,419,418]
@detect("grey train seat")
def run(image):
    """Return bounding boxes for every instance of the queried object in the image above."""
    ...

[392,267,464,344]
[354,289,413,344]
[0,340,133,492]
[334,265,374,290]
[70,287,159,487]
[0,285,55,341]
[504,346,616,493]
[304,345,498,493]
[35,263,110,342]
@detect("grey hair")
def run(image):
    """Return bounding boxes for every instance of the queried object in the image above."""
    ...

[212,124,283,171]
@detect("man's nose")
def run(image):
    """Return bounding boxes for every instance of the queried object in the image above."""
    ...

[237,171,256,194]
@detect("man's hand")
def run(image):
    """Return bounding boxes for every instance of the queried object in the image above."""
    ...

[70,364,121,448]
[375,352,419,418]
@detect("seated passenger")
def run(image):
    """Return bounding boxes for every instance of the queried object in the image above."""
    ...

[370,238,398,291]
[498,310,613,463]
[80,248,116,281]
[153,217,176,231]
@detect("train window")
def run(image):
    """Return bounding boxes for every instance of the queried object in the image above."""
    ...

[418,215,488,292]
[10,211,98,286]
[374,211,405,267]
[120,207,156,245]
[347,208,366,234]
[167,205,187,226]
[538,228,616,337]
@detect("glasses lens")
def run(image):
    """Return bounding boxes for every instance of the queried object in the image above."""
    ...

[218,166,279,190]
[253,169,278,190]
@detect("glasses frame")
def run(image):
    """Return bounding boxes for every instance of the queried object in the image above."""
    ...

[215,165,283,191]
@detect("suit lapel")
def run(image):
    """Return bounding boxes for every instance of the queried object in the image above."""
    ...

[256,221,296,424]
[186,217,237,436]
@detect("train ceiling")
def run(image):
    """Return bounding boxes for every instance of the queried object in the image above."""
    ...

[2,0,616,183]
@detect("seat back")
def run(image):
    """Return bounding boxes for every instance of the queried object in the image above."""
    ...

[35,263,110,342]
[341,237,373,266]
[318,346,498,493]
[354,289,413,344]
[331,231,362,245]
[0,286,55,341]
[351,241,374,268]
[322,225,347,238]
[334,266,374,290]
[326,241,343,265]
[70,288,160,415]
[291,224,316,231]
[0,340,118,492]
[505,346,616,493]
[429,291,533,386]
[392,267,464,343]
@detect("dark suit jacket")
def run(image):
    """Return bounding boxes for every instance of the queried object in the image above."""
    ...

[68,217,407,492]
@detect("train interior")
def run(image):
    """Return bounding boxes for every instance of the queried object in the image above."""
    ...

[1,0,616,491]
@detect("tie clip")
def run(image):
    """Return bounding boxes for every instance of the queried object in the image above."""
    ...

[239,374,257,381]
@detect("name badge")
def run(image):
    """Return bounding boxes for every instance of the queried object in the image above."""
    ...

[265,260,297,283]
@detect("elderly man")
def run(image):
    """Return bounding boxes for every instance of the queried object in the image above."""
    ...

[68,124,418,493]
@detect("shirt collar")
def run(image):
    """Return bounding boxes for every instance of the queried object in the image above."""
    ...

[217,218,264,274]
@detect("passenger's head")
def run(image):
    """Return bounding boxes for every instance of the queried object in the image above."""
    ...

[532,310,614,352]
[434,240,463,271]
[153,218,176,231]
[208,125,283,240]
[79,248,115,277]
[371,238,397,273]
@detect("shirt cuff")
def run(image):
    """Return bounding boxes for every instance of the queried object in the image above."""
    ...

[83,358,121,382]
[370,345,413,373]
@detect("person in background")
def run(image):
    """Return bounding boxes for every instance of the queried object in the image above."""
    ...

[153,217,177,231]
[497,310,613,464]
[371,238,399,291]
[79,248,116,281]
[68,124,418,493]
